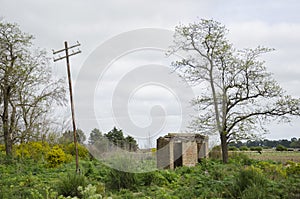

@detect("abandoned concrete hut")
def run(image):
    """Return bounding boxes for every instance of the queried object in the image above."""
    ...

[156,133,208,169]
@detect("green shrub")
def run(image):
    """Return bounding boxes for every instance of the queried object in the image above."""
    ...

[256,146,263,152]
[56,173,87,198]
[149,171,170,186]
[229,152,254,165]
[257,161,287,180]
[239,146,249,151]
[286,161,300,176]
[106,168,137,191]
[232,166,269,198]
[228,146,239,151]
[209,145,222,160]
[137,171,156,186]
[249,146,256,151]
[276,144,287,151]
[241,184,269,199]
[64,143,89,159]
[249,146,263,153]
[78,184,102,199]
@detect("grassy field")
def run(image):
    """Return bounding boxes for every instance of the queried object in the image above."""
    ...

[232,150,300,163]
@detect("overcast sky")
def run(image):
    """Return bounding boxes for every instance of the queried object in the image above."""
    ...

[1,0,300,146]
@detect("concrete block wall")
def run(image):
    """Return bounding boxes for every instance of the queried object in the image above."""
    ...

[182,141,198,167]
[157,133,208,170]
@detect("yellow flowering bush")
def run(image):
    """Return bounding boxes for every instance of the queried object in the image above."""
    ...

[46,145,72,168]
[14,142,50,161]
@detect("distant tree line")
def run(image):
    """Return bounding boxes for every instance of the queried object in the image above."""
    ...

[229,137,300,149]
[88,127,138,152]
[58,126,138,152]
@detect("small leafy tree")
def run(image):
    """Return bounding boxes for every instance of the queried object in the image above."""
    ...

[169,19,300,163]
[88,128,103,145]
[59,129,86,144]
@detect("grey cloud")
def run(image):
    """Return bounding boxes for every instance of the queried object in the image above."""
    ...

[1,0,300,141]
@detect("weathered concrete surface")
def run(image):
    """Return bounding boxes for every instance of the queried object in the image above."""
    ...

[157,133,208,169]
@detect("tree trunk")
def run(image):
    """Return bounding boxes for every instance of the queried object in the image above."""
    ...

[220,132,229,163]
[3,87,13,156]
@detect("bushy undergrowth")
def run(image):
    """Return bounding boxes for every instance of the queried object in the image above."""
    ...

[1,146,300,198]
[56,172,87,198]
[64,143,90,159]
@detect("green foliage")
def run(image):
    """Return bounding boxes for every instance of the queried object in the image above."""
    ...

[257,161,287,180]
[124,136,138,151]
[229,152,255,165]
[59,129,86,144]
[228,145,239,151]
[276,144,288,151]
[104,127,138,151]
[231,138,300,149]
[57,184,102,199]
[105,127,124,147]
[231,166,269,198]
[106,168,137,191]
[46,145,72,168]
[64,143,89,159]
[290,137,300,148]
[88,128,103,145]
[56,173,87,198]
[250,146,263,152]
[1,146,300,199]
[209,145,222,160]
[78,184,102,199]
[286,160,300,176]
[239,145,249,151]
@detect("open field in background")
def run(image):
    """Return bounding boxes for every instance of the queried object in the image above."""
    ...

[230,150,300,163]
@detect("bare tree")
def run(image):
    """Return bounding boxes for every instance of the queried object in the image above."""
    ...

[169,19,300,163]
[0,21,65,156]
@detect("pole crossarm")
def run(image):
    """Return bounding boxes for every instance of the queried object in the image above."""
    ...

[52,41,81,173]
[52,41,81,54]
[53,50,82,62]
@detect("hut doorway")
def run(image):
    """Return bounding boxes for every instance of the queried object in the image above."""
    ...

[173,142,182,168]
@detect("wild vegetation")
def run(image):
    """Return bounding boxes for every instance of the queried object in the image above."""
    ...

[229,137,300,149]
[1,19,300,198]
[1,142,300,198]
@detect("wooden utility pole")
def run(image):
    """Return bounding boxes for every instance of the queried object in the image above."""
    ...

[53,41,81,173]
